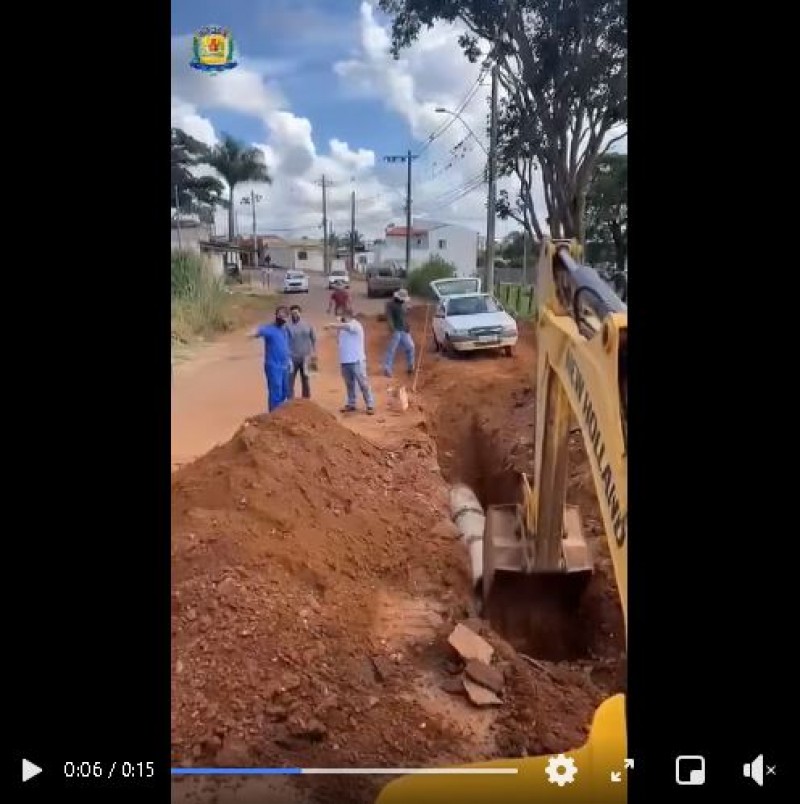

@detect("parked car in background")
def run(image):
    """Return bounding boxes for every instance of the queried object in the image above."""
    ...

[283,270,309,294]
[430,278,517,357]
[327,267,350,289]
[366,260,407,298]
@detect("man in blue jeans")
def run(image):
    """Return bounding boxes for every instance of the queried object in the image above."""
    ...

[382,288,415,377]
[324,309,375,415]
[252,306,292,412]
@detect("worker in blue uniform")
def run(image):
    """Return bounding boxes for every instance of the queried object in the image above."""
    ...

[252,305,292,411]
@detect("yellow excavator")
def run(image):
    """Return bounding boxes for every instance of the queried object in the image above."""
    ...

[377,239,628,803]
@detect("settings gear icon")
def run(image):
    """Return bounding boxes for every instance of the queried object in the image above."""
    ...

[545,753,578,786]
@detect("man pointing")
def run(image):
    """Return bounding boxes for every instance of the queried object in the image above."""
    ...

[324,308,375,415]
[252,305,292,412]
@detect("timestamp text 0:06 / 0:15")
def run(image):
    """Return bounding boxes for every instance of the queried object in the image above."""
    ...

[64,761,155,779]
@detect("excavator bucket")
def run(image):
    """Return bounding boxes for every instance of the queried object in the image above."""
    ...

[482,499,593,607]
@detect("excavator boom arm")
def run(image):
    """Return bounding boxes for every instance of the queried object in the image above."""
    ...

[526,240,628,630]
[377,241,629,804]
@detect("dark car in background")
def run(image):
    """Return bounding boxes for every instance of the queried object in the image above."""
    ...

[366,259,407,298]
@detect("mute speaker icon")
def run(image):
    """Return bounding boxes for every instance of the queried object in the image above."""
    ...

[743,754,764,787]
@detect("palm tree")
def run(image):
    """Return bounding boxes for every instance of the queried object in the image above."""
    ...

[171,128,226,212]
[204,134,272,242]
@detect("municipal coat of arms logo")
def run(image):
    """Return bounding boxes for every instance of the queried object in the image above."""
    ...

[190,26,238,74]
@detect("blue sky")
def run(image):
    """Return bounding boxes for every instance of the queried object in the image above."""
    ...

[170,0,511,238]
[171,0,625,240]
[172,0,419,160]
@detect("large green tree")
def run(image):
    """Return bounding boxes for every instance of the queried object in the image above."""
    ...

[585,152,627,274]
[379,0,627,243]
[171,128,227,216]
[500,230,539,271]
[203,134,272,242]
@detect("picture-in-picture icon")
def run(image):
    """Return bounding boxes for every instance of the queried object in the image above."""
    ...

[675,755,706,786]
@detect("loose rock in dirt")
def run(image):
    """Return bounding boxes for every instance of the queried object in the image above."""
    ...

[448,623,494,665]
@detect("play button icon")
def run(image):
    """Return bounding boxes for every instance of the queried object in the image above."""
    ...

[22,759,42,782]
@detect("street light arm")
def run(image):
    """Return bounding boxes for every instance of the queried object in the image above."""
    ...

[434,108,489,156]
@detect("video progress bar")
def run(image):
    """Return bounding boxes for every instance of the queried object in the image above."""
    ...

[172,768,519,776]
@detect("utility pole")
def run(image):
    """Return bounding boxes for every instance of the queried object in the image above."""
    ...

[322,175,328,274]
[405,149,413,276]
[485,62,499,292]
[382,152,418,275]
[173,185,182,250]
[315,175,333,274]
[240,190,262,268]
[350,190,356,275]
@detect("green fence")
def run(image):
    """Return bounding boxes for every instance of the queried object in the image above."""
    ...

[495,282,536,318]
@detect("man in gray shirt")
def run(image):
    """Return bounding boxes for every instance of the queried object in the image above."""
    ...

[286,304,317,399]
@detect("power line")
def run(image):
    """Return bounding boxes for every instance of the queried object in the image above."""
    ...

[382,151,417,273]
[416,64,489,157]
[429,75,485,144]
[417,169,487,205]
[418,170,486,208]
[429,140,479,181]
[330,69,490,222]
[418,178,486,215]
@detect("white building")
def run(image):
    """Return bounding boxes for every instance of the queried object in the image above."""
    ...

[262,236,325,273]
[334,246,377,274]
[171,216,213,252]
[171,217,229,278]
[375,219,479,277]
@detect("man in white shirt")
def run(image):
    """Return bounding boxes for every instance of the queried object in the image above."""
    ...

[324,309,375,415]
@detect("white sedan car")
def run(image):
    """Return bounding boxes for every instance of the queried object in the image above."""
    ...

[430,277,518,357]
[327,268,350,289]
[283,270,309,294]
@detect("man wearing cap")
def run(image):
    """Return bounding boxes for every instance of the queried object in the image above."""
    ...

[382,288,415,378]
[251,305,292,412]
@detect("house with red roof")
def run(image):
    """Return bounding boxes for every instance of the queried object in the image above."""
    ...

[375,219,479,277]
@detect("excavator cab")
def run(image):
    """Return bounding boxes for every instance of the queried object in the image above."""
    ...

[482,239,628,627]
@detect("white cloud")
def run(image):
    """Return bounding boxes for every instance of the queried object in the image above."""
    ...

[171,5,624,243]
[170,26,396,239]
[171,35,286,118]
[329,139,375,172]
[333,2,513,235]
[334,2,627,236]
[171,98,217,146]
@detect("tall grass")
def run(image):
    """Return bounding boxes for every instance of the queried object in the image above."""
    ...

[171,250,229,341]
[407,255,456,299]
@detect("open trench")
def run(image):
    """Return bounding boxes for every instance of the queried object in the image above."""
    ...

[415,353,625,695]
[434,409,593,660]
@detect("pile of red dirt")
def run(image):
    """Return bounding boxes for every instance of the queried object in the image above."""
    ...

[172,380,623,802]
[173,401,484,801]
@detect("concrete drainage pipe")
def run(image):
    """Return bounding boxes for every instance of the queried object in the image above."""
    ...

[449,483,485,595]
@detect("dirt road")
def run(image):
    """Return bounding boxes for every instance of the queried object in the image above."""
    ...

[171,275,392,469]
[171,282,625,804]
